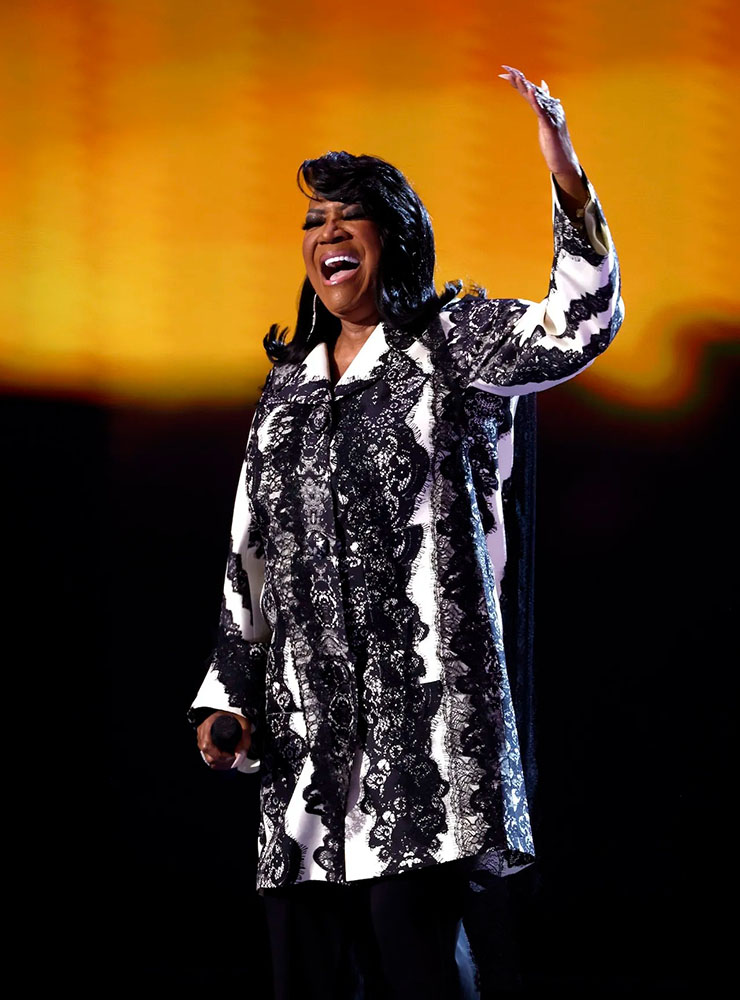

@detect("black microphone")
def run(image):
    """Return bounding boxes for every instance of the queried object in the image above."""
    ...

[210,714,243,754]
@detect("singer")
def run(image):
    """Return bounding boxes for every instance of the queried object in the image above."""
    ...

[189,65,623,999]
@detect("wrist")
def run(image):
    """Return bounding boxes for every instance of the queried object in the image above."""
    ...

[552,165,588,209]
[552,170,590,233]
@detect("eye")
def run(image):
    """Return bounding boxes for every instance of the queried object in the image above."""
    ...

[343,208,367,221]
[302,217,322,230]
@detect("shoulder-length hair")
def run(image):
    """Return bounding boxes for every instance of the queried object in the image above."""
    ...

[264,151,460,365]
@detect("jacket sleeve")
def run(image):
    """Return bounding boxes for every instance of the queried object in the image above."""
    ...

[439,165,624,395]
[188,423,272,734]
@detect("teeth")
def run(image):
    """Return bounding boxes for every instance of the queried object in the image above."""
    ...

[324,255,360,269]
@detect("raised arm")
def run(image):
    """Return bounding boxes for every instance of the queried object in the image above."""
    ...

[439,66,624,395]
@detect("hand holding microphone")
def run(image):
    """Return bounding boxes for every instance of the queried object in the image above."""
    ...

[197,711,251,770]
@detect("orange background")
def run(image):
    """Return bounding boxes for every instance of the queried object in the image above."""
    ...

[2,0,738,413]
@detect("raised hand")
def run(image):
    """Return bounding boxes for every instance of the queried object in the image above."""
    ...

[498,65,588,209]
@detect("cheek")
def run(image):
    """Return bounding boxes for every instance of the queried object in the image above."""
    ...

[302,237,314,271]
[367,231,383,281]
[302,240,324,296]
[367,248,382,285]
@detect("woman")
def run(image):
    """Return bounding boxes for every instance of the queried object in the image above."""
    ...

[190,66,623,999]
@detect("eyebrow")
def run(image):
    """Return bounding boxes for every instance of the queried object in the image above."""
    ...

[304,203,363,218]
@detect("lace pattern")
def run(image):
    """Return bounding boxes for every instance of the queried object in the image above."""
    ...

[190,168,624,889]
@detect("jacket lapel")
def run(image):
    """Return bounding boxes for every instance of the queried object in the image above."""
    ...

[265,321,433,409]
[333,321,389,399]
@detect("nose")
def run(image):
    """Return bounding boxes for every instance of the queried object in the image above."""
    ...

[318,214,349,244]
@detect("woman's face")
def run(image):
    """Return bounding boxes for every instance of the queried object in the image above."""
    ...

[302,199,382,328]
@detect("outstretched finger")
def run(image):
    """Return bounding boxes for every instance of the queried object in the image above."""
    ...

[500,66,539,107]
[500,65,565,128]
[501,63,525,81]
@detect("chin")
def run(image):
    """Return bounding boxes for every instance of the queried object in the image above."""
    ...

[321,293,360,318]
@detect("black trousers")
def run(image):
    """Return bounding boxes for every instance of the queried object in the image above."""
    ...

[262,857,473,1000]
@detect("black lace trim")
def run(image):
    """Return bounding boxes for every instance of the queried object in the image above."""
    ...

[211,599,268,729]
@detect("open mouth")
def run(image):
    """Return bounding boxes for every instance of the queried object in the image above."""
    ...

[320,254,361,285]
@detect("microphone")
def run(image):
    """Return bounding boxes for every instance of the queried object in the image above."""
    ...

[210,714,243,754]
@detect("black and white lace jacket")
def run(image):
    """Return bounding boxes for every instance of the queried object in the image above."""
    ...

[190,169,624,890]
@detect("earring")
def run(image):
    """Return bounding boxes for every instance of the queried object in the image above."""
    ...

[309,293,318,341]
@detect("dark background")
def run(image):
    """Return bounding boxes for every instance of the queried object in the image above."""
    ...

[11,340,735,993]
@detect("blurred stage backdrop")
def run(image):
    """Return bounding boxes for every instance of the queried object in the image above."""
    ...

[3,0,737,993]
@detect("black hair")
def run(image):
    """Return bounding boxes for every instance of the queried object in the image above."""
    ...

[263,151,461,364]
